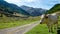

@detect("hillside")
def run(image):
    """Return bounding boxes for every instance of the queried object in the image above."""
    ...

[46,4,60,14]
[0,0,30,17]
[20,5,47,16]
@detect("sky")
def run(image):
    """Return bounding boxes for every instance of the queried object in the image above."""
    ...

[4,0,60,10]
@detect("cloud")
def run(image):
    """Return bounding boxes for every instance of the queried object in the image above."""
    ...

[39,0,59,9]
[5,0,20,5]
[4,0,60,9]
[20,0,36,2]
[5,0,39,6]
[5,0,19,3]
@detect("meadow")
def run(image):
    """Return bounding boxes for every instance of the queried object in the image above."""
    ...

[0,16,40,29]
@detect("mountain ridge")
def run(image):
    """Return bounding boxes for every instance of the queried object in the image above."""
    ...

[0,0,30,17]
[20,5,47,16]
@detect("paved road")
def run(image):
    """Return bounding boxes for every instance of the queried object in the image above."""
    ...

[0,21,40,34]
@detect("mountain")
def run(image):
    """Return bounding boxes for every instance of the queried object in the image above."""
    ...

[20,5,47,16]
[0,0,30,16]
[46,4,60,14]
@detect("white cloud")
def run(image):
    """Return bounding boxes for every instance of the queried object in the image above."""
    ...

[4,0,38,6]
[5,0,20,5]
[22,0,36,2]
[5,0,19,3]
[5,0,37,3]
[4,0,59,9]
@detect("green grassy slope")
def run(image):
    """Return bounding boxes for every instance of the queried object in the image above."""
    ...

[0,16,40,29]
[25,24,57,34]
[46,4,60,14]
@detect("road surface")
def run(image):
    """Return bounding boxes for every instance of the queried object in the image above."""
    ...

[0,21,40,34]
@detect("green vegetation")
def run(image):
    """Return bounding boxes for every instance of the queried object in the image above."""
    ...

[0,16,40,29]
[46,4,60,14]
[25,24,57,34]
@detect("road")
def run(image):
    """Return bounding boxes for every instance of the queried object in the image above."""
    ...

[0,21,40,34]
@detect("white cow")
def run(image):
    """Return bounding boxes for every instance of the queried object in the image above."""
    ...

[40,12,60,33]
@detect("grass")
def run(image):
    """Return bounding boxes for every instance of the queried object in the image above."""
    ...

[25,24,57,34]
[0,16,40,29]
[25,17,60,34]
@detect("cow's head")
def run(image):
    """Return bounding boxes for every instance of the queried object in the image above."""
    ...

[40,14,48,24]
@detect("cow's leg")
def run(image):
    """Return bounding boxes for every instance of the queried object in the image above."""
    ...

[47,24,51,33]
[47,24,53,33]
[54,22,58,29]
[56,22,58,30]
[53,22,58,34]
[55,22,58,34]
[51,25,54,33]
[55,24,58,34]
[54,24,57,31]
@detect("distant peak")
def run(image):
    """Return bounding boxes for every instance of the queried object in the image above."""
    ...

[21,5,30,8]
